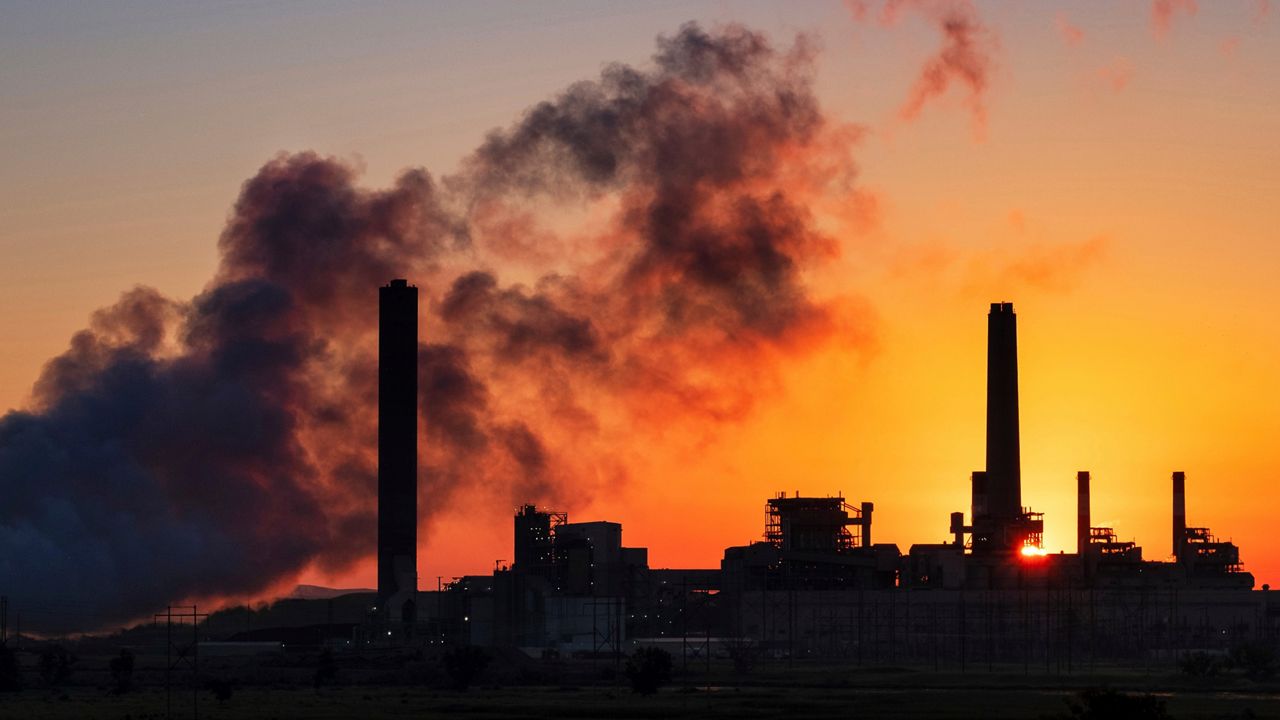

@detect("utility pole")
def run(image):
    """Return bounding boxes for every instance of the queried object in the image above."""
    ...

[154,604,208,720]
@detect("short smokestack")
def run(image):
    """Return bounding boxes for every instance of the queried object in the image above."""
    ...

[985,302,1022,521]
[949,511,965,547]
[971,471,989,524]
[1172,471,1186,562]
[1077,471,1091,555]
[860,501,874,547]
[379,279,419,620]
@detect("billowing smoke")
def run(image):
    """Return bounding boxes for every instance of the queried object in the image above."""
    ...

[848,0,997,136]
[0,23,866,631]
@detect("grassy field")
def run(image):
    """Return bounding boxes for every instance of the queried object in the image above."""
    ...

[3,669,1280,719]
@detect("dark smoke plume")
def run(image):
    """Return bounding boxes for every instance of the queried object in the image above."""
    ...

[0,22,866,632]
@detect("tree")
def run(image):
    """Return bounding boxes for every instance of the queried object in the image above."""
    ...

[442,646,490,691]
[38,646,75,688]
[108,649,134,694]
[624,647,672,695]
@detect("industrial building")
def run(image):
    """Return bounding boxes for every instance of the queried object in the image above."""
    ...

[348,284,1270,663]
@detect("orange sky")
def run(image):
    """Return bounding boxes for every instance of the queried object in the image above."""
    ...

[2,1,1278,598]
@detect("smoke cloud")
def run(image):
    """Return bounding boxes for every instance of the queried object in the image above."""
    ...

[0,23,867,631]
[1056,13,1085,47]
[1097,57,1136,92]
[1151,0,1198,37]
[848,1,997,137]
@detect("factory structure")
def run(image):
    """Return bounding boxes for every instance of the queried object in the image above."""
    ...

[361,282,1269,664]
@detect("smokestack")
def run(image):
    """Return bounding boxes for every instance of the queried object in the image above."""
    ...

[1172,471,1186,562]
[985,302,1022,521]
[379,279,418,619]
[1077,471,1091,555]
[860,501,874,547]
[949,511,965,547]
[971,471,989,524]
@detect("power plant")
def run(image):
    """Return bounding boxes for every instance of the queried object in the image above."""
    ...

[242,286,1270,666]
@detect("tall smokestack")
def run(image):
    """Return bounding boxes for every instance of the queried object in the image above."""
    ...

[1077,471,1091,555]
[985,302,1022,521]
[379,279,418,619]
[1172,471,1186,562]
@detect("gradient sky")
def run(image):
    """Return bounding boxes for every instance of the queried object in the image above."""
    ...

[3,1,1278,596]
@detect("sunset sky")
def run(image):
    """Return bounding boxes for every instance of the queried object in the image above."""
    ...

[2,1,1278,614]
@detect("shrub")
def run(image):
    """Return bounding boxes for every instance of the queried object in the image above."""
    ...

[442,646,490,691]
[1179,650,1220,677]
[1066,688,1171,720]
[313,648,337,689]
[206,677,234,704]
[38,646,75,687]
[108,649,135,694]
[1227,642,1277,680]
[624,647,672,695]
[722,638,760,676]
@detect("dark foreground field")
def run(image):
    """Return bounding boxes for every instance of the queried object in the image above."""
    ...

[3,667,1280,720]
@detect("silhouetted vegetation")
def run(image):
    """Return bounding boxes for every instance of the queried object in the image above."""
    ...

[313,648,337,689]
[1226,642,1277,680]
[1065,688,1171,719]
[1178,651,1220,678]
[722,637,760,676]
[38,645,75,687]
[442,645,490,691]
[207,677,234,704]
[108,649,134,694]
[0,644,20,692]
[624,647,672,695]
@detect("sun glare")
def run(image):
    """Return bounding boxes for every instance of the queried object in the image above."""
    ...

[1020,545,1047,558]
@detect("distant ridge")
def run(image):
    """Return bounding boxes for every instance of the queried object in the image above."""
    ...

[286,584,374,600]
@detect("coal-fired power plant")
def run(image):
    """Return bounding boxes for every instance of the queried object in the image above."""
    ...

[293,289,1265,663]
[378,279,419,624]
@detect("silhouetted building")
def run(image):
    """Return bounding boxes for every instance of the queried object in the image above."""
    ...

[409,300,1259,660]
[1173,471,1251,587]
[721,493,897,593]
[513,504,564,580]
[378,279,418,624]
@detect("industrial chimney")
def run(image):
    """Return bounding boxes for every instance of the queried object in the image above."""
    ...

[985,303,1022,522]
[1077,471,1091,555]
[1172,471,1186,562]
[379,279,418,622]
